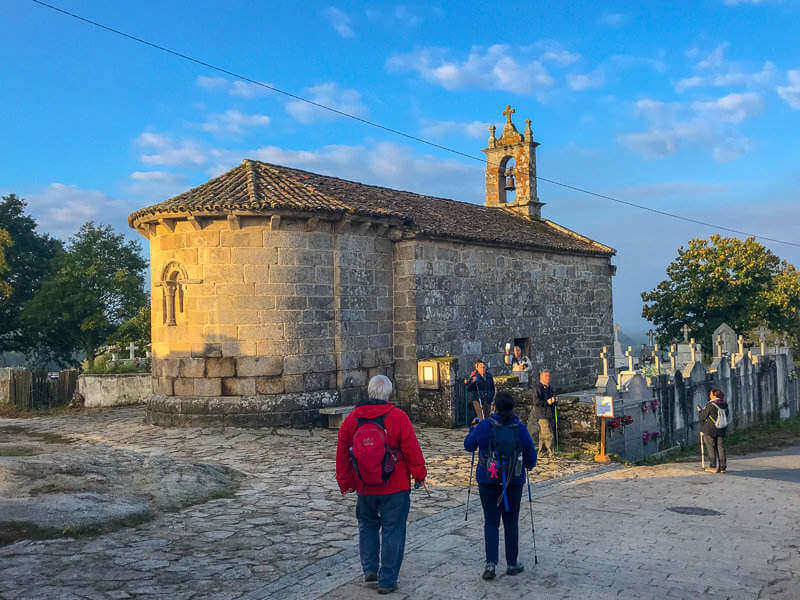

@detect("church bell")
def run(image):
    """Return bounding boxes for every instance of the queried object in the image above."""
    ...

[504,170,516,191]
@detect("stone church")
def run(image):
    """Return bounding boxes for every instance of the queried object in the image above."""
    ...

[128,107,615,426]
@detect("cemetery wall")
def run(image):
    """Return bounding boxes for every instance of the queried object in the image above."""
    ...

[394,238,614,411]
[77,374,151,408]
[599,352,799,461]
[0,368,11,404]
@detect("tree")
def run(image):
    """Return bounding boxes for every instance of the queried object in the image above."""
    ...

[0,194,64,352]
[22,222,147,367]
[0,228,12,298]
[106,302,151,352]
[641,235,800,351]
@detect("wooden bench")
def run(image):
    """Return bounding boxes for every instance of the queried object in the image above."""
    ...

[318,405,355,429]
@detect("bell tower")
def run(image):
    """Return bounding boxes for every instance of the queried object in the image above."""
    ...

[482,105,544,219]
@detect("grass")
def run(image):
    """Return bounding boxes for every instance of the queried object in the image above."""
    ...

[638,414,800,465]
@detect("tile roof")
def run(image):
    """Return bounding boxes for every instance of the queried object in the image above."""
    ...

[128,159,614,256]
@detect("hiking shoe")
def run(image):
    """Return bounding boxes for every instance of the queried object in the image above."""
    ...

[482,562,496,580]
[704,467,717,473]
[506,563,525,576]
[377,584,397,594]
[364,573,377,583]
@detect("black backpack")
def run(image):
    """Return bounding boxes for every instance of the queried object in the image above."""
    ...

[485,417,523,511]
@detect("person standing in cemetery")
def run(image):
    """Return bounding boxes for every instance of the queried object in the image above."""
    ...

[505,345,532,374]
[335,375,427,594]
[464,391,537,580]
[531,370,558,457]
[466,360,496,416]
[698,388,729,473]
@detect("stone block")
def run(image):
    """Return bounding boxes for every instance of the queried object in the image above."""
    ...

[205,357,236,378]
[173,378,195,396]
[199,247,231,264]
[284,353,336,375]
[283,374,304,393]
[194,378,222,397]
[304,372,335,392]
[285,322,333,339]
[341,369,368,388]
[361,349,378,368]
[238,324,285,340]
[160,358,180,378]
[231,247,276,264]
[179,358,206,378]
[233,296,276,310]
[277,296,308,310]
[215,283,256,296]
[236,356,283,377]
[244,265,270,283]
[154,377,174,396]
[269,266,315,283]
[222,376,257,396]
[204,264,244,283]
[221,230,263,247]
[256,376,284,395]
[340,351,362,370]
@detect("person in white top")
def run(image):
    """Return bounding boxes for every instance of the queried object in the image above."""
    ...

[504,345,532,373]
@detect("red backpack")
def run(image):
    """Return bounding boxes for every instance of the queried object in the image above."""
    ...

[349,413,399,487]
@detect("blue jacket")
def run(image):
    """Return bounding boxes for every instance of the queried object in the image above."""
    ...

[464,414,537,486]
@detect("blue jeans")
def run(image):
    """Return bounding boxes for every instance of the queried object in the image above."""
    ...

[478,483,523,565]
[356,490,411,588]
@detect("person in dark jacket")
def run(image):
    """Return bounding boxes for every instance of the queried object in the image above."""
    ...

[336,375,427,594]
[465,360,496,416]
[530,370,558,457]
[464,392,537,580]
[698,388,729,473]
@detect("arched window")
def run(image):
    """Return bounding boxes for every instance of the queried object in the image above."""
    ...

[157,261,201,326]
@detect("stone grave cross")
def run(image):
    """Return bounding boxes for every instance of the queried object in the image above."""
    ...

[756,325,769,355]
[669,342,677,371]
[716,335,724,358]
[647,329,655,347]
[653,343,662,374]
[681,323,690,343]
[600,345,609,377]
[128,342,138,361]
[738,335,745,356]
[625,346,634,371]
[689,338,697,363]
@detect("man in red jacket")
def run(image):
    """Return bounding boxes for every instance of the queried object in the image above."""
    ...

[336,375,427,594]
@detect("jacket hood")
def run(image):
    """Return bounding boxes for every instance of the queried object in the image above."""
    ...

[713,399,729,409]
[353,401,395,419]
[489,412,522,425]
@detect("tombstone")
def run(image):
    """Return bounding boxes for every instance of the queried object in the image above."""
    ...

[595,345,613,389]
[755,325,770,356]
[712,323,737,356]
[618,346,638,387]
[613,324,627,370]
[675,325,694,369]
[128,342,138,361]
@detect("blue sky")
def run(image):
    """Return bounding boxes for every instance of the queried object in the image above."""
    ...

[2,0,800,335]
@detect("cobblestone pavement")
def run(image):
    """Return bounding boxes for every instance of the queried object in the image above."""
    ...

[0,407,599,599]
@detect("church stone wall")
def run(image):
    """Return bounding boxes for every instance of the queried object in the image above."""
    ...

[394,238,613,403]
[146,216,394,425]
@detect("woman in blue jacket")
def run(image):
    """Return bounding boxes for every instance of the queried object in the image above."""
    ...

[464,392,537,580]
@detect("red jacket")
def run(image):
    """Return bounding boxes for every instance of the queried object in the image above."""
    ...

[336,401,427,495]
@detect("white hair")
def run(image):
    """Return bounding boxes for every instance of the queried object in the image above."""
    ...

[368,375,393,401]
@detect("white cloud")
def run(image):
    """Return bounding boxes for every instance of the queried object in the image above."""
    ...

[365,5,429,26]
[692,92,763,123]
[200,110,271,136]
[206,142,481,202]
[697,43,729,70]
[777,69,800,109]
[387,45,555,95]
[534,41,581,66]
[393,5,423,26]
[675,59,776,92]
[598,12,628,27]
[419,119,490,139]
[322,6,354,38]
[618,94,762,162]
[196,76,271,99]
[567,70,605,91]
[25,183,127,239]
[127,171,188,202]
[284,83,366,124]
[135,133,206,167]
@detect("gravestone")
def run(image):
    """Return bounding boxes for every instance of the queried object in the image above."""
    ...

[712,323,737,356]
[613,324,627,371]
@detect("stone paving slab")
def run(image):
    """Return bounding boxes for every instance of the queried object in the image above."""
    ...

[0,407,600,600]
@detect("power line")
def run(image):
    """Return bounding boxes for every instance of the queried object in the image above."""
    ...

[28,0,800,249]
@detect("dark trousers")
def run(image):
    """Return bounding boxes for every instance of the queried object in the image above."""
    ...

[478,483,523,565]
[356,490,411,588]
[703,434,726,470]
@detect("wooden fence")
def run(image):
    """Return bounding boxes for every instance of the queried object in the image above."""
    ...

[9,369,77,410]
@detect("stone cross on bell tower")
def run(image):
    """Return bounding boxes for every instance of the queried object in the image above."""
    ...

[483,105,544,219]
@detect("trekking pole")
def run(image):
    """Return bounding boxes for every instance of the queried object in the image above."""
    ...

[526,469,538,565]
[554,403,559,455]
[700,430,705,470]
[465,449,476,521]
